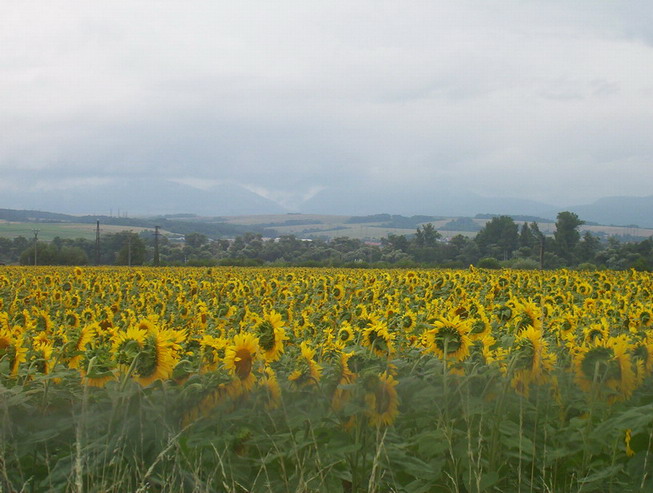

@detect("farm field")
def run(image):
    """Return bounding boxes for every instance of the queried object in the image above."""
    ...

[1,266,653,492]
[218,214,653,241]
[2,213,653,243]
[0,221,156,241]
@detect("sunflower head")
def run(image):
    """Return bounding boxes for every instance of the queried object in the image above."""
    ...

[224,333,259,390]
[425,316,471,362]
[337,322,355,345]
[255,311,287,362]
[364,372,399,427]
[574,338,636,402]
[362,322,395,357]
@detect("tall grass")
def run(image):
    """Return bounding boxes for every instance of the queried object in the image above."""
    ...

[2,352,652,492]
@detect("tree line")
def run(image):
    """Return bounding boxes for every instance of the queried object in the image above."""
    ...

[0,212,651,270]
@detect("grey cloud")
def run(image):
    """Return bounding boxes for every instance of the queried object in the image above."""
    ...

[1,1,653,214]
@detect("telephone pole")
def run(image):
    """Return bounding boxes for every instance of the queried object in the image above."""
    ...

[32,229,39,266]
[153,226,161,266]
[95,220,101,265]
[127,230,132,267]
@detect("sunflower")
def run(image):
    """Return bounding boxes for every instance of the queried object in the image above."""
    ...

[81,307,95,323]
[509,326,556,396]
[67,323,97,369]
[573,336,636,402]
[112,325,148,368]
[636,307,652,329]
[398,309,417,332]
[631,336,653,383]
[423,315,471,362]
[336,322,355,345]
[199,334,227,372]
[511,300,542,334]
[468,310,491,340]
[254,310,287,362]
[0,328,27,377]
[331,283,345,301]
[80,345,116,387]
[288,341,322,388]
[131,327,178,387]
[258,367,282,410]
[581,318,609,345]
[33,310,53,332]
[364,372,399,427]
[224,333,259,391]
[361,322,395,357]
[31,342,54,375]
[64,310,81,328]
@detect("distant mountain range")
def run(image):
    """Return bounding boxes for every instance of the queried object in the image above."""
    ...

[562,196,653,228]
[1,178,653,228]
[0,179,286,217]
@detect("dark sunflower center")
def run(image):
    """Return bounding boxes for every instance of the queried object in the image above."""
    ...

[235,348,253,380]
[455,307,469,319]
[470,320,486,334]
[367,329,389,354]
[586,328,603,342]
[338,329,351,342]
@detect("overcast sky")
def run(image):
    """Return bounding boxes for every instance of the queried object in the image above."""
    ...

[2,0,653,209]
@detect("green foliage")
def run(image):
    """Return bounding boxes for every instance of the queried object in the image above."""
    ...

[554,211,584,263]
[3,352,652,492]
[478,257,501,269]
[19,241,89,265]
[3,210,653,271]
[475,216,519,260]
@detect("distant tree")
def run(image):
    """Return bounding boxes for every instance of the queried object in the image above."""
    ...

[414,223,441,248]
[383,234,410,253]
[519,222,536,249]
[575,231,601,264]
[116,232,146,265]
[185,232,208,249]
[411,223,442,263]
[554,212,584,263]
[19,242,88,265]
[475,216,519,260]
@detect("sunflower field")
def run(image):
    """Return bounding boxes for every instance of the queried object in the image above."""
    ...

[1,266,653,492]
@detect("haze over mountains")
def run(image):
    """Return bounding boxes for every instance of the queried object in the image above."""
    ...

[1,178,652,228]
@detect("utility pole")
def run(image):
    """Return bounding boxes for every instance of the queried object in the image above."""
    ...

[539,236,545,271]
[153,226,161,266]
[95,220,101,265]
[127,230,132,267]
[32,229,39,266]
